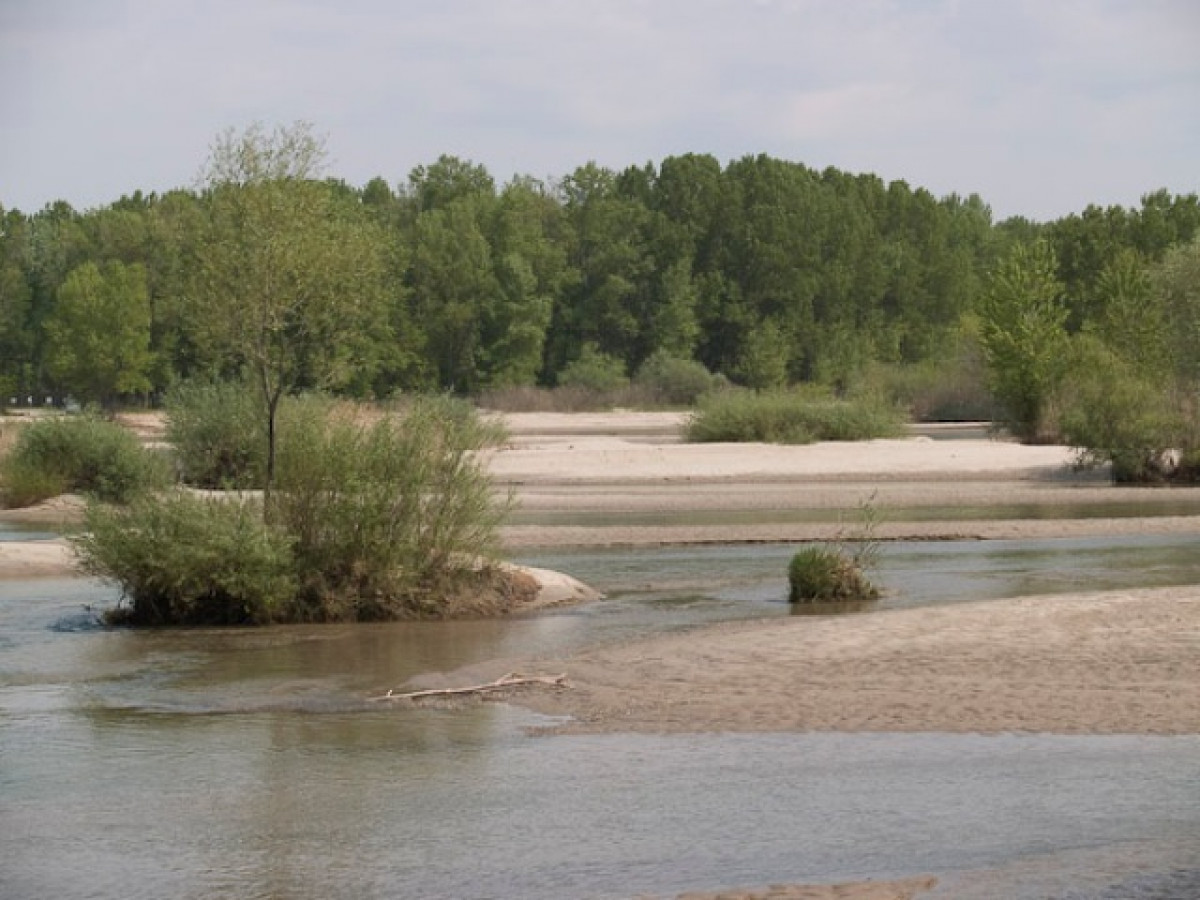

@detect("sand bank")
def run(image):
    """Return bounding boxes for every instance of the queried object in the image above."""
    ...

[512,585,1200,736]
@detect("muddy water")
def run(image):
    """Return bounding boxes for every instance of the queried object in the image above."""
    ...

[3,536,1200,898]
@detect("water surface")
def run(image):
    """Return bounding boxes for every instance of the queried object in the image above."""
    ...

[4,534,1200,898]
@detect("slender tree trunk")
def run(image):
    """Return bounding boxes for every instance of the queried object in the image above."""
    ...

[258,364,281,522]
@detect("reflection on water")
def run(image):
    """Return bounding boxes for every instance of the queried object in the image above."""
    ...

[3,533,1200,898]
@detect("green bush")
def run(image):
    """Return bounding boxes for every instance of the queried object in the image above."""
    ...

[0,414,167,507]
[77,395,514,625]
[165,378,266,489]
[1057,337,1192,483]
[788,546,879,603]
[686,388,906,444]
[75,492,295,625]
[557,343,629,393]
[273,395,509,620]
[633,351,726,406]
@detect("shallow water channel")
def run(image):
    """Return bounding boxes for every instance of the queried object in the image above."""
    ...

[3,532,1200,898]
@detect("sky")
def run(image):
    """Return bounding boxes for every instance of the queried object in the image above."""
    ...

[1,0,1197,222]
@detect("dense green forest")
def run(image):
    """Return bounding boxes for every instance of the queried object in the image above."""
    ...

[2,125,1198,415]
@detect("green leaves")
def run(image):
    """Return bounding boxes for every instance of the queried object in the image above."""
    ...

[44,260,153,405]
[979,241,1070,441]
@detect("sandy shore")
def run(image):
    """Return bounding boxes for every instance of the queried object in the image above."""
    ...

[513,585,1200,736]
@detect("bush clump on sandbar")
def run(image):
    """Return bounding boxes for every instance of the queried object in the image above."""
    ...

[686,388,906,444]
[787,546,879,603]
[75,395,521,625]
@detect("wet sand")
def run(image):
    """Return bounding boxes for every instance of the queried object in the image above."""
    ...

[515,585,1200,736]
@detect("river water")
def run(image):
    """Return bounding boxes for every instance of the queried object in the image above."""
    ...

[3,533,1200,898]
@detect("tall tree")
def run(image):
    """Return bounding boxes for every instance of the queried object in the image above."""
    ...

[43,260,153,406]
[979,241,1070,442]
[190,122,389,496]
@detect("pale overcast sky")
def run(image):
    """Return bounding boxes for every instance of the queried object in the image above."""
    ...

[1,0,1197,221]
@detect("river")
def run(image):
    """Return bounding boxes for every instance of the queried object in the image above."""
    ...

[2,533,1200,898]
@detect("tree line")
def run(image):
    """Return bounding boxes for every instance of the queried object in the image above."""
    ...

[1,123,1197,410]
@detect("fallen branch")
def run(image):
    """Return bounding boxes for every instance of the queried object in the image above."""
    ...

[367,672,567,703]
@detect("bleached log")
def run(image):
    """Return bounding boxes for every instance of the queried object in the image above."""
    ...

[367,672,567,702]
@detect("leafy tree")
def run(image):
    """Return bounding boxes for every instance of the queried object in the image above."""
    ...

[189,122,389,496]
[1087,249,1168,374]
[43,260,153,405]
[979,241,1070,442]
[409,197,499,392]
[408,155,496,212]
[0,207,34,399]
[1155,236,1200,383]
[736,318,791,390]
[549,162,651,372]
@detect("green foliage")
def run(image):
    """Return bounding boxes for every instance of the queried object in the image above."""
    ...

[686,388,905,444]
[1155,237,1200,382]
[164,378,266,488]
[0,414,167,507]
[5,131,1199,421]
[734,320,791,390]
[787,546,878,603]
[1057,337,1184,483]
[557,343,629,392]
[191,122,390,492]
[272,395,509,620]
[1053,240,1200,484]
[43,260,154,406]
[979,241,1070,442]
[75,493,296,625]
[633,351,725,406]
[79,395,511,625]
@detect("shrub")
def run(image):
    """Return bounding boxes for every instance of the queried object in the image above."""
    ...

[164,378,266,489]
[75,492,295,625]
[633,351,726,406]
[273,395,510,620]
[1057,337,1193,483]
[0,414,167,507]
[686,388,906,444]
[557,343,629,393]
[79,395,515,625]
[788,546,879,603]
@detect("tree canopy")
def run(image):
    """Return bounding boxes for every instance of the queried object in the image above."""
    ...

[1,126,1197,421]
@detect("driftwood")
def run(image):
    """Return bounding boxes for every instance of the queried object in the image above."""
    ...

[367,672,567,703]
